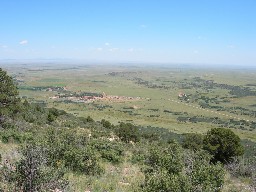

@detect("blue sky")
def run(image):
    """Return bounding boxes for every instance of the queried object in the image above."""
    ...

[0,0,256,65]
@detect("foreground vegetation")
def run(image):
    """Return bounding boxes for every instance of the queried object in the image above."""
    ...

[1,67,256,191]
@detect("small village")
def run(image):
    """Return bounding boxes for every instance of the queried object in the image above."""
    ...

[49,90,142,103]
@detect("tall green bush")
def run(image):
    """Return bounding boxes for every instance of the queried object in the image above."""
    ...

[115,122,140,143]
[142,143,225,192]
[182,133,204,151]
[0,143,69,191]
[203,128,244,163]
[0,68,20,116]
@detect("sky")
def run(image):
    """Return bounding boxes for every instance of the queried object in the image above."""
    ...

[0,0,256,65]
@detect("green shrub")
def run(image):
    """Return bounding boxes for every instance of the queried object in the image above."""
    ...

[185,150,225,191]
[0,68,20,116]
[86,116,94,122]
[203,128,244,163]
[47,113,56,122]
[131,146,147,164]
[182,133,204,151]
[89,140,124,164]
[63,147,103,175]
[142,142,225,192]
[115,122,140,143]
[41,128,103,175]
[226,156,256,178]
[1,130,23,143]
[147,142,183,174]
[143,170,191,192]
[0,143,69,192]
[101,119,113,129]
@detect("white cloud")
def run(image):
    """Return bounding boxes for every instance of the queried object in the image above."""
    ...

[227,44,235,49]
[19,40,28,45]
[140,24,147,28]
[127,48,143,52]
[197,36,207,40]
[1,45,8,49]
[105,42,110,46]
[109,48,119,52]
[96,47,103,51]
[193,50,199,54]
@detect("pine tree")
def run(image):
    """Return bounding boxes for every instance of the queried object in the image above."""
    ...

[0,68,20,117]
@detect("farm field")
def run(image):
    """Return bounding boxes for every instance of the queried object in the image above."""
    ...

[3,63,256,142]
